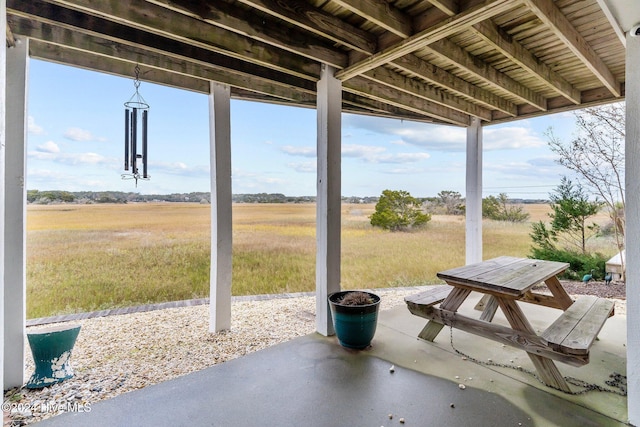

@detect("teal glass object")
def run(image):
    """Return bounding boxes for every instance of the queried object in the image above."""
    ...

[328,291,380,349]
[26,325,81,389]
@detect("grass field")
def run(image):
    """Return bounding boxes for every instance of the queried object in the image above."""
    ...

[26,202,617,318]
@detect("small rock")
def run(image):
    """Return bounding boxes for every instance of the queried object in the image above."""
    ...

[399,418,405,424]
[450,403,455,408]
[458,384,466,390]
[389,365,395,373]
[388,414,393,419]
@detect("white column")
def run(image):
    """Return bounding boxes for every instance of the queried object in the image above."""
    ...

[465,117,482,265]
[316,64,342,336]
[4,37,28,388]
[625,31,640,426]
[0,0,7,393]
[208,82,232,333]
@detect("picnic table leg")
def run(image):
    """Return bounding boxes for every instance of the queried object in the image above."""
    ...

[497,298,572,392]
[419,288,470,341]
[544,276,574,310]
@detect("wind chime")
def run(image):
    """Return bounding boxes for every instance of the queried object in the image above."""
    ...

[122,65,149,186]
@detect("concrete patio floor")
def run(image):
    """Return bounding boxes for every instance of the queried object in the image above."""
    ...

[35,293,628,426]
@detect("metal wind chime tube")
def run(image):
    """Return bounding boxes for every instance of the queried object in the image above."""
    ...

[122,65,150,186]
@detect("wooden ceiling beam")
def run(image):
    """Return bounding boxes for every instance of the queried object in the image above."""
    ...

[27,35,317,105]
[331,0,519,117]
[330,0,412,38]
[523,0,621,97]
[335,0,520,81]
[30,41,212,93]
[144,0,348,69]
[342,92,438,123]
[20,0,320,80]
[471,20,580,104]
[363,66,492,121]
[9,14,318,90]
[344,77,471,126]
[391,55,517,116]
[426,38,547,111]
[237,0,377,54]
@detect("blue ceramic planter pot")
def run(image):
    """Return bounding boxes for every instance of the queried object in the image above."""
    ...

[328,291,381,349]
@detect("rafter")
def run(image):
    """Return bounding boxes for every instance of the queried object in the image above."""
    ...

[471,20,580,104]
[391,55,517,116]
[19,0,321,80]
[331,0,412,38]
[237,0,376,54]
[363,66,492,120]
[145,0,348,69]
[344,77,471,126]
[523,0,620,97]
[335,0,520,81]
[426,38,547,111]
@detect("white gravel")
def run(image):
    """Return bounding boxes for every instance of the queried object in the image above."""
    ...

[3,288,627,426]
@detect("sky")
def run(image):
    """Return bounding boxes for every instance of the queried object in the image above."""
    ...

[26,59,582,199]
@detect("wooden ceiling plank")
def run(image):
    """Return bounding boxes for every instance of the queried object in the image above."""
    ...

[344,76,471,126]
[342,92,438,123]
[145,0,348,69]
[391,55,517,116]
[237,0,377,54]
[23,30,317,104]
[30,41,212,93]
[335,0,520,81]
[471,20,580,104]
[490,84,625,124]
[27,0,321,80]
[523,0,621,97]
[427,38,547,110]
[331,0,412,38]
[8,13,318,90]
[424,0,458,16]
[364,66,492,120]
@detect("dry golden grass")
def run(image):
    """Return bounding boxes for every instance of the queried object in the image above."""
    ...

[26,202,618,318]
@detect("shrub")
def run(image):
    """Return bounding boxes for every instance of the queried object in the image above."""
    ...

[370,190,431,231]
[529,247,607,280]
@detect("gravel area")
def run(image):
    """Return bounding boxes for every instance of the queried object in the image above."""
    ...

[3,284,627,426]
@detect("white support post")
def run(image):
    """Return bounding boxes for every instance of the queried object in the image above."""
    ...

[208,82,232,333]
[0,0,7,393]
[625,32,640,426]
[316,64,342,336]
[4,37,28,389]
[465,117,483,265]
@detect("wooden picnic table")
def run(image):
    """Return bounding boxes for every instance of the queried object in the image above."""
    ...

[405,256,615,392]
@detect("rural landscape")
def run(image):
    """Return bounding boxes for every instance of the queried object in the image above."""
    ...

[26,199,616,319]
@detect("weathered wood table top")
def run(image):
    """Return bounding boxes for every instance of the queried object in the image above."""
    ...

[436,256,569,298]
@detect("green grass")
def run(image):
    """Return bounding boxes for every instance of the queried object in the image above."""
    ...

[26,203,618,318]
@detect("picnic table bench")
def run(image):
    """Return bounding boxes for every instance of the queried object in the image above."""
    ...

[405,256,614,392]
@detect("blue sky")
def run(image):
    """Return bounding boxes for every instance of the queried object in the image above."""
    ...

[27,59,578,198]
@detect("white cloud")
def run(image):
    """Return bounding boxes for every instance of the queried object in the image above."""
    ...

[343,114,546,152]
[287,161,316,173]
[281,145,316,157]
[64,127,107,142]
[281,143,430,165]
[36,141,60,153]
[151,161,209,177]
[28,116,45,135]
[483,126,546,150]
[28,150,118,167]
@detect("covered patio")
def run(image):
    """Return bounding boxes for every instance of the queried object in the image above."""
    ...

[1,0,639,425]
[33,293,628,426]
